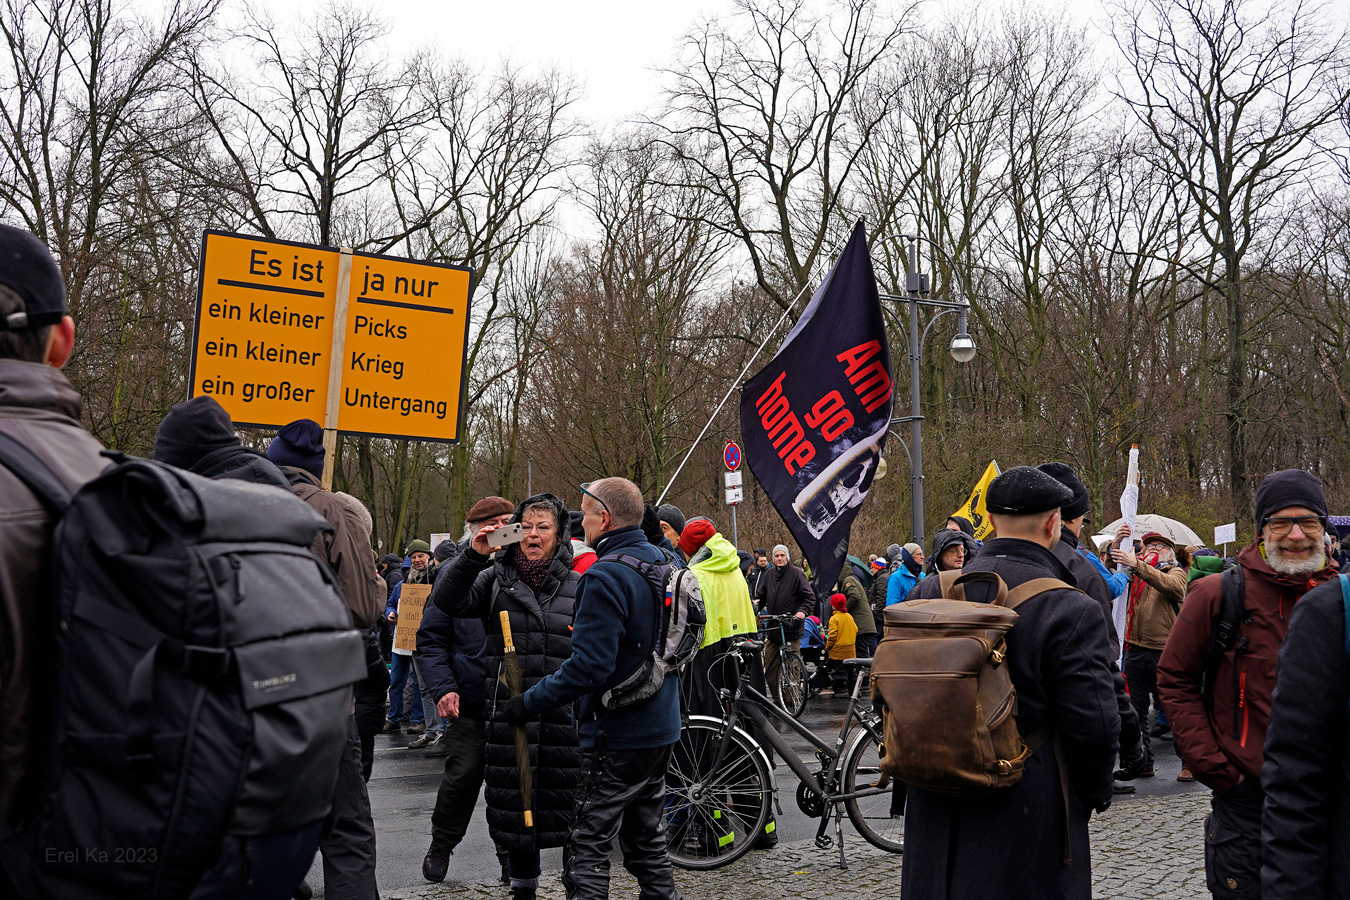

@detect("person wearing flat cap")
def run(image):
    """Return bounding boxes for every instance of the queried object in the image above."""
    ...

[904,465,1120,900]
[1159,469,1339,900]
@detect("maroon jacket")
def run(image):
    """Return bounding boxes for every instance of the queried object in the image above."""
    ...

[1157,542,1336,791]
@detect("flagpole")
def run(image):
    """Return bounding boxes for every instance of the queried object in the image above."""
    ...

[653,237,847,508]
[653,286,808,508]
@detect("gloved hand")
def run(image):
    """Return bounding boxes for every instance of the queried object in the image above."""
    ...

[641,504,664,545]
[502,693,528,726]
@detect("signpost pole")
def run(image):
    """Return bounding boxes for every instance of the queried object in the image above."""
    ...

[731,502,738,549]
[321,248,354,490]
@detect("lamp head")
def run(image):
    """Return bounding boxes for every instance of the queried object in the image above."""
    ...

[949,332,976,363]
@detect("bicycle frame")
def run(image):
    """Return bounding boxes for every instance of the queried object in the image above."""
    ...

[706,642,889,865]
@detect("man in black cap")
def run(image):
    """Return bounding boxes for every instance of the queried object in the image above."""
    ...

[1039,461,1149,795]
[1159,469,1338,900]
[903,465,1119,900]
[0,225,109,836]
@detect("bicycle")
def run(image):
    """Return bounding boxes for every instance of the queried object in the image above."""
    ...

[757,613,811,717]
[664,638,902,871]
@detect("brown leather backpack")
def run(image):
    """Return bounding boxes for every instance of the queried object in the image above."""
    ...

[872,569,1070,796]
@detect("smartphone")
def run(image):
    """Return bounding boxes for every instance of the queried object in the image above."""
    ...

[486,522,524,549]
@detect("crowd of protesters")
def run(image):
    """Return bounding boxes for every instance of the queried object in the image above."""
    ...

[0,223,1346,900]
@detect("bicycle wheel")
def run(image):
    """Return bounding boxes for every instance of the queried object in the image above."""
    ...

[665,717,772,870]
[842,726,904,853]
[775,651,808,718]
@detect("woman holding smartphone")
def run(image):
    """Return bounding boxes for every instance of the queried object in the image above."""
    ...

[429,493,581,900]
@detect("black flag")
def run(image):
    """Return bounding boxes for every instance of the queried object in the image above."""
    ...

[739,221,893,594]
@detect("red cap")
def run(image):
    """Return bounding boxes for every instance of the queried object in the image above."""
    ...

[1139,531,1175,549]
[830,592,848,611]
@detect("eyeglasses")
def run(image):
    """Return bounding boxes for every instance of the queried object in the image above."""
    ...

[579,482,609,517]
[1263,516,1325,537]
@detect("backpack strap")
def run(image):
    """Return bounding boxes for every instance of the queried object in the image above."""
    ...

[1002,578,1074,610]
[1203,566,1246,737]
[0,430,74,511]
[950,570,1008,606]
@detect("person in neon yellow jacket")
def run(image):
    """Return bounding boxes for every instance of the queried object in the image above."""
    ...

[676,517,780,849]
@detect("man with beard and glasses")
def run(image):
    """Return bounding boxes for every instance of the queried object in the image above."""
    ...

[1159,470,1339,900]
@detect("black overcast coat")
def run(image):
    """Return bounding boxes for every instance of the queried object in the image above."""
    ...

[430,493,581,852]
[901,537,1120,900]
[1261,577,1350,900]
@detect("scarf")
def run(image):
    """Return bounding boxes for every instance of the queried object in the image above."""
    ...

[511,545,553,592]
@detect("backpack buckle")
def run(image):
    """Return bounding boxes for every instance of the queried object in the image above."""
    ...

[178,645,232,679]
[996,759,1013,775]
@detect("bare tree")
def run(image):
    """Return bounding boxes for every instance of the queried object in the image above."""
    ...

[658,0,915,309]
[1115,0,1350,513]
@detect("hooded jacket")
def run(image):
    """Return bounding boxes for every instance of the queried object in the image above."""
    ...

[430,492,582,849]
[280,467,383,629]
[925,529,976,576]
[885,551,924,607]
[0,361,110,830]
[836,571,875,636]
[1158,541,1337,791]
[690,533,758,647]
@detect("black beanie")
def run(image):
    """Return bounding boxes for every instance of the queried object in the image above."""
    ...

[657,503,686,536]
[1037,462,1091,521]
[1254,469,1327,527]
[151,395,240,469]
[266,419,325,478]
[986,466,1074,516]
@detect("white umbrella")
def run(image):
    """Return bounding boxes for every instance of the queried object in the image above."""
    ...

[1094,514,1205,548]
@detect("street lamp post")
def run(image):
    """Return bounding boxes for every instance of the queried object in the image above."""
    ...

[881,235,976,543]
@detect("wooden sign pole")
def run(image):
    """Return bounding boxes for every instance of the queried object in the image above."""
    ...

[321,248,354,491]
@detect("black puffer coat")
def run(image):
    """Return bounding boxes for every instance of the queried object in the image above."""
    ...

[430,493,581,852]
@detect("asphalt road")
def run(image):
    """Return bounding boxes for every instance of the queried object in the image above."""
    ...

[303,690,1203,897]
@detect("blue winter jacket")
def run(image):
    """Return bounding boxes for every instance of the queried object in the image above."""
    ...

[886,566,922,606]
[414,594,487,709]
[1083,547,1129,596]
[522,525,681,750]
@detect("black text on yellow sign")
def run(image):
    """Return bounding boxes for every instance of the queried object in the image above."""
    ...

[189,231,474,442]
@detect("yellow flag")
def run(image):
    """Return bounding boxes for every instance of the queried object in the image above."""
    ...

[952,461,1001,540]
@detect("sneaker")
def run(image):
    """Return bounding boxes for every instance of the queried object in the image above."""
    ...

[382,720,401,734]
[406,722,426,735]
[422,733,449,758]
[408,732,433,749]
[422,846,450,883]
[1112,780,1137,794]
[1177,768,1196,782]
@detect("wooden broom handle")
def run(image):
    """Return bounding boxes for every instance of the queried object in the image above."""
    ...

[499,610,515,652]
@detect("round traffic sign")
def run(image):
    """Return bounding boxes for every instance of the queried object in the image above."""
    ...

[724,441,741,471]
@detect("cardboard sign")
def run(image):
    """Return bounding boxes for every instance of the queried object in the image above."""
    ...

[190,232,339,427]
[190,231,474,443]
[392,583,432,652]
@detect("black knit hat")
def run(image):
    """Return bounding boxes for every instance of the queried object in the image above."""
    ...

[986,465,1074,516]
[151,395,240,469]
[657,503,686,536]
[433,540,457,562]
[0,224,66,331]
[1254,469,1327,528]
[266,418,325,478]
[1037,461,1091,521]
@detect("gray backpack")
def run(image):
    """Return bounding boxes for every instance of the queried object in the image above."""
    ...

[600,554,706,711]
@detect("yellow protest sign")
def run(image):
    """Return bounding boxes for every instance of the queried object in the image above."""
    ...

[190,231,474,444]
[338,251,473,441]
[953,460,1001,540]
[392,583,431,652]
[190,232,339,427]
